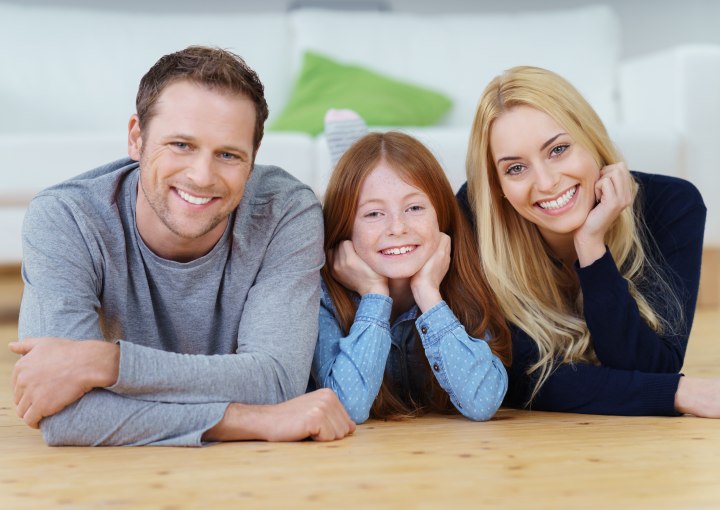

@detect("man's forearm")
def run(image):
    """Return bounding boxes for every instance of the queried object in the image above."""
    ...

[202,389,356,443]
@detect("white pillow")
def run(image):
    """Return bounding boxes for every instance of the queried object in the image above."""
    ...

[290,6,621,128]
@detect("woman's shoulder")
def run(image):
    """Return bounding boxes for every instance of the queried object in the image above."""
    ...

[632,171,705,212]
[632,170,707,247]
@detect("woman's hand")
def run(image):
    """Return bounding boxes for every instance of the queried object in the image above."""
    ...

[410,233,451,313]
[574,162,634,267]
[331,240,389,296]
[674,376,720,418]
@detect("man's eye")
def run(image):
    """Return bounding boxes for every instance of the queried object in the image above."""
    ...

[173,142,189,149]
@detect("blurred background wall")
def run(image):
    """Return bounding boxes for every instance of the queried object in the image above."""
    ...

[4,0,719,58]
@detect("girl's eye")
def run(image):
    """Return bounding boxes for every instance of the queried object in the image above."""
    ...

[364,211,382,218]
[406,205,424,213]
[506,164,524,176]
[551,144,569,157]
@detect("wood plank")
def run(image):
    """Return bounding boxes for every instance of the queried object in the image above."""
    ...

[1,309,719,509]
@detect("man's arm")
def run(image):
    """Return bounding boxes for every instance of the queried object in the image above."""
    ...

[36,387,353,446]
[16,185,327,443]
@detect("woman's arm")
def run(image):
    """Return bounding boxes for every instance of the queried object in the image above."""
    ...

[579,173,706,373]
[506,327,681,416]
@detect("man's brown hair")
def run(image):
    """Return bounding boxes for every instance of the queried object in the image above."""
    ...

[136,46,269,154]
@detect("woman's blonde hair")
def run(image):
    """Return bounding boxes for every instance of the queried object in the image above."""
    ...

[466,66,677,402]
[323,131,511,420]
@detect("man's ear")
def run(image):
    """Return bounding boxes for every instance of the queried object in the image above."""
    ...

[128,114,143,161]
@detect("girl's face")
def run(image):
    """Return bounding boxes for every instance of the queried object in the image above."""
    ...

[351,162,441,281]
[490,105,601,245]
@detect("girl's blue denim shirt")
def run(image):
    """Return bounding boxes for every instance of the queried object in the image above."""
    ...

[312,281,508,424]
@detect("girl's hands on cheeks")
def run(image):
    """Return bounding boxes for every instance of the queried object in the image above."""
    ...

[331,240,389,296]
[410,233,451,313]
[574,162,634,267]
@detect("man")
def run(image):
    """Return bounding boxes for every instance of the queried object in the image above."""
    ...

[9,46,355,446]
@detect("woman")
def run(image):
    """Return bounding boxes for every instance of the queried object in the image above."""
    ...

[461,65,719,416]
[313,113,511,424]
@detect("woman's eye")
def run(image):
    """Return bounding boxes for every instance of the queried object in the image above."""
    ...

[364,211,382,218]
[407,205,424,213]
[506,164,524,175]
[551,144,569,157]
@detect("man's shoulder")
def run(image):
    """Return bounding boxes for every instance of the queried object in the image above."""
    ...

[34,157,138,207]
[245,164,319,208]
[25,158,137,236]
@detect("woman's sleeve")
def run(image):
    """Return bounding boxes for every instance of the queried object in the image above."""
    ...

[505,327,681,416]
[578,174,706,373]
[312,293,393,424]
[416,301,508,421]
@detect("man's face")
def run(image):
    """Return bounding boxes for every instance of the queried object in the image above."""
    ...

[128,80,256,261]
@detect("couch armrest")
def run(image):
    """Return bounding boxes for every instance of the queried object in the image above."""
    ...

[620,45,720,245]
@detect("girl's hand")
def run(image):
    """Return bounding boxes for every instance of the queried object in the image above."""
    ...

[410,233,451,313]
[574,162,634,266]
[331,240,389,296]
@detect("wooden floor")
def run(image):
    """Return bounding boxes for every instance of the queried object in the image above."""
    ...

[1,286,719,508]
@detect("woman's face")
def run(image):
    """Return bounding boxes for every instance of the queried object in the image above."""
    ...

[490,105,600,244]
[351,162,441,281]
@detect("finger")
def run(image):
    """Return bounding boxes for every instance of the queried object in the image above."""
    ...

[12,365,23,404]
[16,393,31,420]
[8,341,32,355]
[22,405,42,430]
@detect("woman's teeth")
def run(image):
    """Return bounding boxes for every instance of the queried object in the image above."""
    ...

[538,186,576,210]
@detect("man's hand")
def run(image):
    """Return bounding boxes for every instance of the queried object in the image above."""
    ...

[9,338,120,428]
[203,388,356,442]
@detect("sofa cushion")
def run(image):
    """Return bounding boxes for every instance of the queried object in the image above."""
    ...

[290,6,621,128]
[270,52,452,135]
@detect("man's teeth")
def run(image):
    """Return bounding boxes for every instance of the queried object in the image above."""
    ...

[178,189,212,205]
[382,246,416,255]
[538,186,576,210]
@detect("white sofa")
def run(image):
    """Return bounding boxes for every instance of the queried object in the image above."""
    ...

[2,3,719,264]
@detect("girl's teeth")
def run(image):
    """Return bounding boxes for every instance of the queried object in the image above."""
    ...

[538,186,576,210]
[382,246,415,255]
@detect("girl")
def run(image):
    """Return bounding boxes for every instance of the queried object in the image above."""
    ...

[313,113,511,424]
[461,66,719,417]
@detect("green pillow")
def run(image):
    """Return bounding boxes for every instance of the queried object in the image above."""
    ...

[269,52,452,135]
